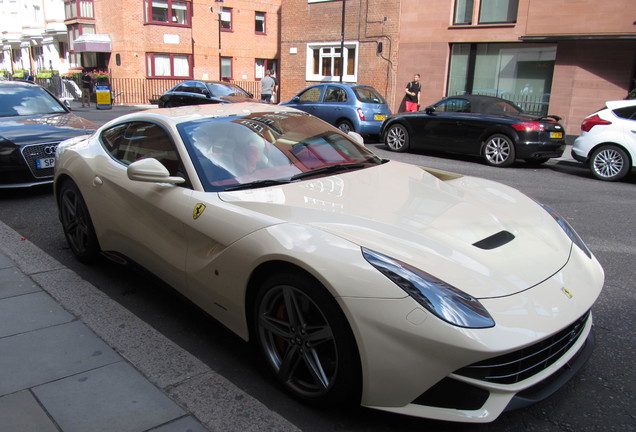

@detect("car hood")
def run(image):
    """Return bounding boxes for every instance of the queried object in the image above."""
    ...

[0,113,96,145]
[220,161,572,299]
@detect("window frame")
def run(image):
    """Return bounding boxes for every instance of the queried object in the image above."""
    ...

[306,42,358,83]
[146,52,193,79]
[144,0,191,27]
[221,56,233,80]
[64,0,95,20]
[255,11,266,34]
[220,7,232,32]
[478,0,519,24]
[451,0,518,26]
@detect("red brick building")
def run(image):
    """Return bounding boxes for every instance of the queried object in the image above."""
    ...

[280,0,636,134]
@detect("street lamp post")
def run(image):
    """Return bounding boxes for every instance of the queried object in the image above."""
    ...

[216,0,223,80]
[339,0,346,83]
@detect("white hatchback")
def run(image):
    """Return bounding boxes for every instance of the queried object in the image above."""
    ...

[572,100,636,181]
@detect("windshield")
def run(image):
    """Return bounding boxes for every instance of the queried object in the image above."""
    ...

[0,84,67,117]
[353,87,386,104]
[178,111,382,192]
[206,83,250,97]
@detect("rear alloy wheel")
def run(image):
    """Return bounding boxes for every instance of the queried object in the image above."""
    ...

[59,181,100,263]
[254,272,359,407]
[590,144,630,181]
[336,120,354,134]
[385,124,410,152]
[484,134,516,167]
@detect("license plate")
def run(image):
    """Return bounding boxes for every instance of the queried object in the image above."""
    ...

[550,132,563,139]
[36,158,55,169]
[374,114,387,121]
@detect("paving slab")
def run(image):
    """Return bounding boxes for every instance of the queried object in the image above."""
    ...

[33,361,185,432]
[0,291,74,337]
[0,320,121,395]
[0,390,58,432]
[0,266,40,298]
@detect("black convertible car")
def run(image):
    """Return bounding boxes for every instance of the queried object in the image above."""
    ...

[0,81,96,188]
[382,95,566,167]
[157,80,254,108]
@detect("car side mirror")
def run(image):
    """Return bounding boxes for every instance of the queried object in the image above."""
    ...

[292,96,300,103]
[425,106,436,114]
[348,131,364,145]
[127,158,185,184]
[247,92,254,98]
[202,89,211,98]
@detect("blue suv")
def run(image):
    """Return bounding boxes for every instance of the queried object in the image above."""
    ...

[281,83,392,138]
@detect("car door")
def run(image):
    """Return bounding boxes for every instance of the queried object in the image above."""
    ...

[314,85,348,126]
[90,120,194,290]
[425,98,483,153]
[285,85,324,116]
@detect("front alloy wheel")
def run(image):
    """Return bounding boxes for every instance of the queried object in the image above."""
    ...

[590,144,630,181]
[484,134,516,167]
[254,272,359,406]
[385,124,409,152]
[59,181,100,263]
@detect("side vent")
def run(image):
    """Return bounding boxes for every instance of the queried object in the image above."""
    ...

[473,230,515,250]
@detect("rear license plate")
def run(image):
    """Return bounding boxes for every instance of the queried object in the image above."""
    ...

[550,132,563,139]
[36,158,55,169]
[374,114,387,121]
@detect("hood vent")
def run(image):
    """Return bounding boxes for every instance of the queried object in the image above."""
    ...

[473,230,515,250]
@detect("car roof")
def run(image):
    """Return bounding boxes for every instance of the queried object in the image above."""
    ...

[605,100,636,110]
[109,103,303,126]
[0,80,41,88]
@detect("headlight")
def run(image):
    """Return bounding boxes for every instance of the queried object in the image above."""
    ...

[362,248,495,329]
[535,201,592,259]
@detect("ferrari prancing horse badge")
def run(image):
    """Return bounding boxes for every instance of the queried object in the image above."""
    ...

[193,203,206,220]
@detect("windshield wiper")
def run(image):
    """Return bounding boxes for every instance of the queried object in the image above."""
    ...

[224,179,293,191]
[290,163,367,181]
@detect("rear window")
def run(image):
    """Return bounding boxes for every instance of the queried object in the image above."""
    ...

[353,87,386,104]
[612,106,636,120]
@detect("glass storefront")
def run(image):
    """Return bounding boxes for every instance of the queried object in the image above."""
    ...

[448,43,556,115]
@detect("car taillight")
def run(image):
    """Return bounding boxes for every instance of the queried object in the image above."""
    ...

[357,108,366,121]
[580,114,611,132]
[511,121,545,132]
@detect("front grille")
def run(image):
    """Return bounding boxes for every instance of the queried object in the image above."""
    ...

[455,311,590,385]
[20,142,59,179]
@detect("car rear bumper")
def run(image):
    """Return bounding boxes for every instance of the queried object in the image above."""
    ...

[516,141,566,159]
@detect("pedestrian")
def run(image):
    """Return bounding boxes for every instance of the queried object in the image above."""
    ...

[270,70,279,104]
[404,73,421,112]
[81,70,92,108]
[260,70,275,104]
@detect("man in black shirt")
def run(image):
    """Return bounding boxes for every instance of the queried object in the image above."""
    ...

[405,74,421,112]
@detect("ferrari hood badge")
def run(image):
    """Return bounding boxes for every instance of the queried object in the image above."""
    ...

[561,287,573,299]
[193,203,206,220]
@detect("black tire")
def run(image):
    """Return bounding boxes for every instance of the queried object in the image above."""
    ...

[483,134,516,167]
[525,157,550,165]
[253,271,360,407]
[590,144,631,181]
[385,123,410,152]
[336,120,354,134]
[59,180,100,263]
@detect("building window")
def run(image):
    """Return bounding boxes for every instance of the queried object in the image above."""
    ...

[220,7,232,31]
[146,53,192,78]
[221,56,232,79]
[447,43,556,116]
[255,58,277,79]
[145,0,190,26]
[453,0,473,25]
[64,0,94,20]
[255,11,265,34]
[306,42,358,82]
[478,0,518,24]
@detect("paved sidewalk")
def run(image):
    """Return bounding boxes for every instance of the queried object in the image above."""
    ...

[0,220,299,432]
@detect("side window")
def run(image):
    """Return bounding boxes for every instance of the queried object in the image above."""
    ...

[174,83,189,92]
[100,122,184,178]
[435,99,469,112]
[298,87,322,103]
[193,81,207,95]
[613,106,636,120]
[324,86,347,103]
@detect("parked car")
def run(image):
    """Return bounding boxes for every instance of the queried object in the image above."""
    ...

[280,83,391,137]
[571,100,636,181]
[0,80,97,188]
[158,80,254,108]
[54,103,603,423]
[382,95,566,167]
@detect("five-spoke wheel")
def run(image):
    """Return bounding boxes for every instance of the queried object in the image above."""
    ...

[59,180,100,262]
[254,272,359,406]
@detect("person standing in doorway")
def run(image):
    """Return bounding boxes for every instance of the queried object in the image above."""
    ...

[260,70,275,104]
[405,74,421,112]
[270,70,279,104]
[81,70,92,108]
